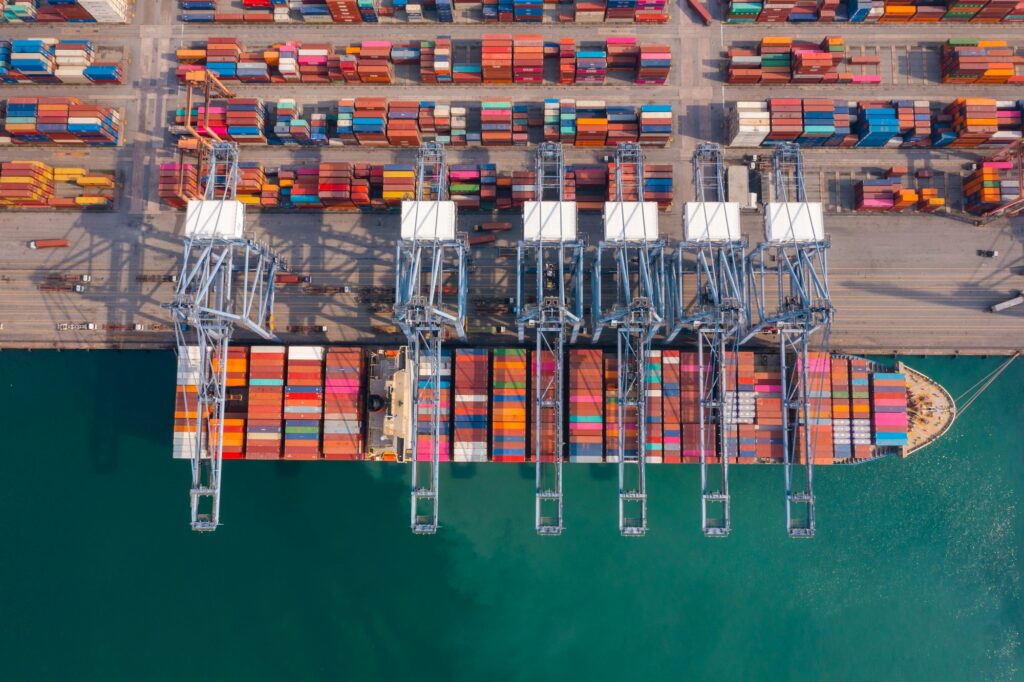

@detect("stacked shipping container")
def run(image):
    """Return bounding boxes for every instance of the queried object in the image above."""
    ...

[416,350,452,462]
[284,347,324,459]
[568,349,604,463]
[729,98,1024,148]
[173,347,201,460]
[453,349,489,462]
[175,346,912,464]
[0,160,114,208]
[323,348,363,459]
[246,346,285,459]
[872,372,909,447]
[492,349,527,462]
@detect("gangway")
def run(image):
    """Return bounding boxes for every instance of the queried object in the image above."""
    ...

[592,143,667,536]
[743,143,833,538]
[167,141,286,531]
[669,143,748,537]
[394,142,468,534]
[515,142,585,535]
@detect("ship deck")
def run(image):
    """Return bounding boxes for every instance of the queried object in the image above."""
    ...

[900,362,957,457]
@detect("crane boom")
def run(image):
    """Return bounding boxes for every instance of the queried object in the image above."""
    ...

[672,143,747,536]
[168,141,285,531]
[516,143,584,535]
[744,143,833,538]
[593,143,666,536]
[394,142,468,534]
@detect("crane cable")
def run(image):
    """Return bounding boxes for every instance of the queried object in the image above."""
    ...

[954,352,1020,417]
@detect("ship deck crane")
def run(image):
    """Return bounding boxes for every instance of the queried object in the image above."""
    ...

[743,143,833,538]
[668,143,748,537]
[394,141,468,534]
[167,140,286,531]
[515,142,585,535]
[592,142,667,536]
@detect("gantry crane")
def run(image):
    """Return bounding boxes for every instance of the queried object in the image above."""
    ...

[668,143,748,537]
[167,140,286,531]
[175,69,236,201]
[743,143,833,538]
[515,142,585,535]
[592,142,667,536]
[394,141,468,534]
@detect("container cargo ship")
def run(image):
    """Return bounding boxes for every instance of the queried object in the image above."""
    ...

[173,345,953,464]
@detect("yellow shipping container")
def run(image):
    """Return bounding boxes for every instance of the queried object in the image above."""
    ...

[76,176,115,188]
[75,196,112,206]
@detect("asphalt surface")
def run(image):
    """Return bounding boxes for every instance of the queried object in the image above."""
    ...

[0,3,1022,353]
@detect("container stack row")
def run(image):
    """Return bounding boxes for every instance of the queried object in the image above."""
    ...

[172,347,201,460]
[416,350,452,462]
[831,358,852,461]
[568,349,604,463]
[723,351,756,461]
[0,160,115,209]
[2,0,129,22]
[728,98,1024,149]
[645,350,663,463]
[940,39,1024,85]
[728,0,1024,22]
[795,352,833,465]
[0,39,122,84]
[855,178,922,212]
[176,37,669,86]
[453,349,489,462]
[179,0,668,22]
[661,351,682,463]
[323,348,364,460]
[1,97,121,145]
[727,36,881,85]
[284,347,324,459]
[159,159,673,211]
[963,159,1022,214]
[218,347,249,460]
[173,347,912,463]
[872,373,909,447]
[753,355,784,462]
[246,346,285,459]
[531,350,559,462]
[849,359,874,459]
[492,348,527,462]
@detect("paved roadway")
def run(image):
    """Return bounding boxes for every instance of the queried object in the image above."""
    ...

[0,4,1021,353]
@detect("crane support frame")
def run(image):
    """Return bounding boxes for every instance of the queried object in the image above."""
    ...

[394,142,468,534]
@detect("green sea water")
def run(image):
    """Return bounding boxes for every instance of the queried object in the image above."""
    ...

[0,351,1020,681]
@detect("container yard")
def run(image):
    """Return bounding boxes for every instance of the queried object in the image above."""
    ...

[0,0,1019,542]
